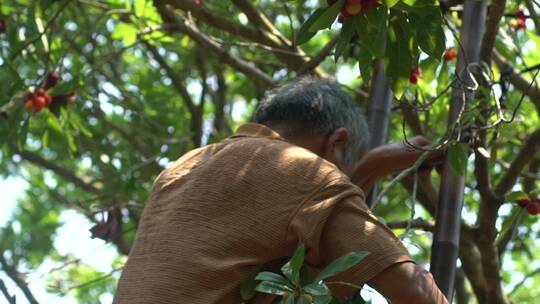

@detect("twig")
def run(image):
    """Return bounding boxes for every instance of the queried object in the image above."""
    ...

[0,280,16,304]
[508,267,540,296]
[372,151,431,208]
[10,0,70,60]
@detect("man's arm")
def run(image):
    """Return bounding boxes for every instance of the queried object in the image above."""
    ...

[351,136,444,194]
[368,261,448,304]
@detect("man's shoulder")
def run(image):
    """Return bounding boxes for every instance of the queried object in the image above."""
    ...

[224,136,349,184]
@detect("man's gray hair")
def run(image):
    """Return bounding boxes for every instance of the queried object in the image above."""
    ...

[254,76,370,165]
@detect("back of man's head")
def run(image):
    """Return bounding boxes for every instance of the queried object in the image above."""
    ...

[254,76,370,165]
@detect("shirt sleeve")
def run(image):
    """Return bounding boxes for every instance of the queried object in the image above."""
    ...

[317,195,414,299]
[286,180,414,299]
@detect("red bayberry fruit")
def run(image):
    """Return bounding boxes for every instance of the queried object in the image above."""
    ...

[527,201,540,215]
[24,92,35,102]
[344,2,362,15]
[443,48,458,61]
[516,199,529,208]
[67,91,76,104]
[516,10,526,19]
[409,67,422,84]
[514,18,526,31]
[338,14,346,23]
[347,0,362,4]
[34,96,46,111]
[24,100,35,112]
[360,0,381,12]
[37,88,46,97]
[0,19,5,33]
[44,71,61,89]
[44,94,52,106]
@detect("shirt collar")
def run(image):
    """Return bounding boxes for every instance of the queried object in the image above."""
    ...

[230,123,284,140]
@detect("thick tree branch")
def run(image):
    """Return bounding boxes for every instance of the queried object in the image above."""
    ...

[0,254,39,304]
[156,4,275,88]
[479,0,506,63]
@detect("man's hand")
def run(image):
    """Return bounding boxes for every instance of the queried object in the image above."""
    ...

[368,262,448,304]
[351,136,444,194]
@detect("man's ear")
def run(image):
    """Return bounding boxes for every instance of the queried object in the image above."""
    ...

[322,127,349,161]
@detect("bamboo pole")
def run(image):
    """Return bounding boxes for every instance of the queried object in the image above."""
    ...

[430,0,487,300]
[366,59,393,208]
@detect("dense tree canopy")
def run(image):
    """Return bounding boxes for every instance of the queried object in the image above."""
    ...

[0,0,539,303]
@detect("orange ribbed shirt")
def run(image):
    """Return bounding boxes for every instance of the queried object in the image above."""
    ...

[113,123,412,304]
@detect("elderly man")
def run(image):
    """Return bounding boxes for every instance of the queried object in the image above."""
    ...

[113,76,447,303]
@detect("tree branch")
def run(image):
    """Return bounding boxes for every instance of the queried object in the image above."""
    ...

[495,128,540,195]
[386,219,434,231]
[17,150,101,195]
[0,253,39,304]
[525,0,540,36]
[298,35,340,74]
[492,50,540,113]
[156,4,275,88]
[479,0,506,63]
[0,279,16,304]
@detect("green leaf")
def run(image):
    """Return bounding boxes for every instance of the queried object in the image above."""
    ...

[447,143,469,175]
[309,0,345,32]
[335,19,355,62]
[385,11,415,98]
[280,294,295,304]
[409,7,445,59]
[112,23,138,46]
[313,294,334,304]
[385,0,401,7]
[255,272,291,287]
[352,7,388,59]
[255,281,291,296]
[240,268,261,301]
[304,283,331,296]
[296,8,327,45]
[315,252,369,282]
[298,295,311,304]
[282,244,305,285]
[357,45,373,85]
[505,191,529,202]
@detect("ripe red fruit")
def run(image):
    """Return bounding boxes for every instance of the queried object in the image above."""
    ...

[344,2,362,15]
[37,88,46,97]
[409,67,422,84]
[67,91,77,104]
[527,201,540,215]
[24,92,35,102]
[443,48,458,61]
[0,19,5,33]
[34,96,46,111]
[360,0,381,12]
[44,94,52,106]
[44,71,61,89]
[347,0,362,4]
[516,199,529,208]
[514,18,526,31]
[516,10,526,19]
[24,100,35,112]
